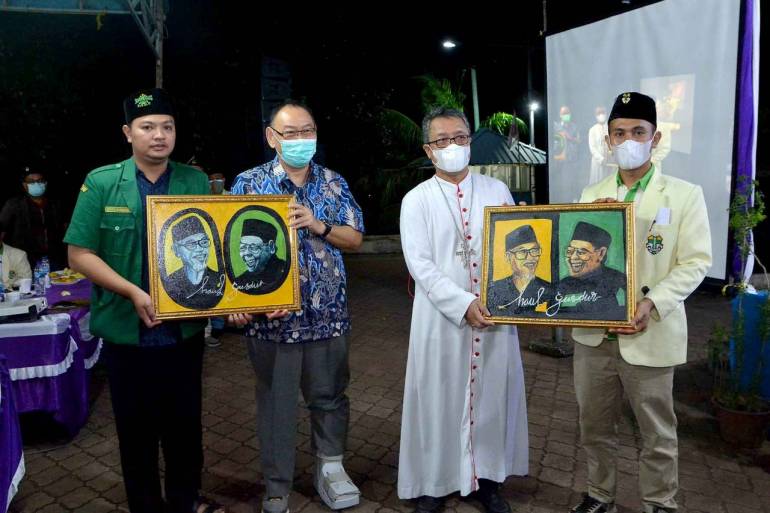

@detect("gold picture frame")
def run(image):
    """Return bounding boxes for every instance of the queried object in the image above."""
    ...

[481,202,636,328]
[147,195,300,320]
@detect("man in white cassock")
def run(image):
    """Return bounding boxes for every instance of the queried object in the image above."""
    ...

[398,107,529,513]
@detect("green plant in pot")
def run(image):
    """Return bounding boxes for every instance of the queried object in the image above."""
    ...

[709,178,770,448]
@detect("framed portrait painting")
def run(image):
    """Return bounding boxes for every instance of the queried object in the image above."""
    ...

[146,195,300,320]
[481,202,636,328]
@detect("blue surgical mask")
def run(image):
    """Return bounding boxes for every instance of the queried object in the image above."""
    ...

[279,139,316,168]
[27,182,46,197]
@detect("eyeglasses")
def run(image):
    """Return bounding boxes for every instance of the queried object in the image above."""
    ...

[240,243,268,253]
[507,247,541,260]
[179,238,210,250]
[426,134,471,149]
[565,246,595,260]
[25,179,47,184]
[270,127,317,140]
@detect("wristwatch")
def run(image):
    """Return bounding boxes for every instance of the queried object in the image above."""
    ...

[321,222,333,239]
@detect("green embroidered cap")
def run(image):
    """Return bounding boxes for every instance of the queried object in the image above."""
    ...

[123,88,176,124]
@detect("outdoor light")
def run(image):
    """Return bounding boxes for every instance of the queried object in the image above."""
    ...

[528,102,539,147]
[442,39,457,49]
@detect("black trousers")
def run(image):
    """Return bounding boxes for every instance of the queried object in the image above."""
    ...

[104,334,204,513]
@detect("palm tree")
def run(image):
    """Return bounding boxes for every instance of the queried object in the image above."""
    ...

[415,74,466,113]
[482,112,529,141]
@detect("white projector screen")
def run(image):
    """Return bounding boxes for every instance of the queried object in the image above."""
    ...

[546,0,741,280]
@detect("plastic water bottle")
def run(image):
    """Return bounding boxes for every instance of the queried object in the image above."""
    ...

[34,257,50,292]
[40,257,50,289]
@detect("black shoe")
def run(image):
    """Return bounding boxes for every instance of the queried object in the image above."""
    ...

[569,494,617,513]
[414,496,445,513]
[473,480,511,513]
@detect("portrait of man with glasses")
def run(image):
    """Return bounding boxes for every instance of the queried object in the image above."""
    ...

[557,220,626,319]
[487,223,554,316]
[231,218,287,294]
[165,214,225,309]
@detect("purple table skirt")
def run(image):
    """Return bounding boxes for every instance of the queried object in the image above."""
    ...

[0,296,101,437]
[0,357,24,513]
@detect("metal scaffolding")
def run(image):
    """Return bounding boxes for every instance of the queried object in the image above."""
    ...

[0,0,165,86]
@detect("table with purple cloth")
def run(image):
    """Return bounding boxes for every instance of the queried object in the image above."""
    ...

[0,280,101,437]
[0,356,24,513]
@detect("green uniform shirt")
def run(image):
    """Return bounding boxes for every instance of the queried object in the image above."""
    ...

[64,158,209,345]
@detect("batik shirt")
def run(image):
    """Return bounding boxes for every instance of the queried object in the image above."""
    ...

[231,158,365,343]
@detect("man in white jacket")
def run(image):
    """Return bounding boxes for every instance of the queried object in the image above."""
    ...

[0,228,32,290]
[398,107,528,513]
[569,92,711,513]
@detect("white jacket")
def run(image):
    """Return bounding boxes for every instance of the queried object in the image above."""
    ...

[1,243,32,289]
[572,168,712,367]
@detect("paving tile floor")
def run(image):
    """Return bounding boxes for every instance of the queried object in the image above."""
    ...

[10,254,764,513]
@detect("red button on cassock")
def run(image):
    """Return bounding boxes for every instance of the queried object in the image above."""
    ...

[475,352,480,357]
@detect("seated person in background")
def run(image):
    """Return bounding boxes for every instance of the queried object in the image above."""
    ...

[0,168,67,270]
[0,225,32,290]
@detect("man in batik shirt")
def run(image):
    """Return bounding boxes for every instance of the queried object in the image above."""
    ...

[230,100,365,513]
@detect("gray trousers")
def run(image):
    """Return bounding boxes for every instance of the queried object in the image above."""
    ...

[247,335,350,497]
[574,341,678,511]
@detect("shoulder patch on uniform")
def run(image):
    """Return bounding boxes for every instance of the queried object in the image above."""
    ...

[80,184,88,193]
[90,162,123,175]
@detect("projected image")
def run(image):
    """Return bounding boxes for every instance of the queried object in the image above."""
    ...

[588,105,616,184]
[545,0,739,279]
[641,74,696,171]
[552,105,580,163]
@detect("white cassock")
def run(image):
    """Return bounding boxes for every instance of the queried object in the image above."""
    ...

[397,172,529,500]
[588,122,611,185]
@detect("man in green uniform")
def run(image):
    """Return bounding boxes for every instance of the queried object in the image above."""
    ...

[64,88,224,513]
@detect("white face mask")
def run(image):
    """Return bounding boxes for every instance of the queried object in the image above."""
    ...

[596,114,607,124]
[613,138,653,170]
[431,144,470,174]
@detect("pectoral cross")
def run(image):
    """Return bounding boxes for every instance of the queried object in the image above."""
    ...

[456,240,476,268]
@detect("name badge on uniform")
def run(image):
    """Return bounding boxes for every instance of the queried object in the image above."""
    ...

[104,206,132,214]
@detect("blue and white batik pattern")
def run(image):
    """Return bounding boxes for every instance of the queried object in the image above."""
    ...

[231,158,365,343]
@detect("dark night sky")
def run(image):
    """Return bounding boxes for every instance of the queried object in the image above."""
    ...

[0,0,764,233]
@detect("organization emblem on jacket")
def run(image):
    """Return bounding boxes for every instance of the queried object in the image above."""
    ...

[646,234,664,255]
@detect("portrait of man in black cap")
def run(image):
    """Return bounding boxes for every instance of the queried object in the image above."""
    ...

[165,215,225,309]
[232,218,287,294]
[557,221,626,318]
[487,224,554,316]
